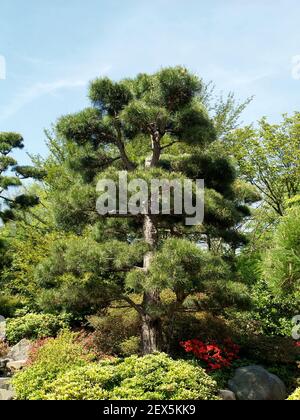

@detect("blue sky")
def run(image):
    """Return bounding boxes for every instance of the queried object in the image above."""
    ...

[0,0,300,165]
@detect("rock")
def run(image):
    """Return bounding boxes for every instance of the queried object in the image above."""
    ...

[6,360,27,373]
[0,388,15,401]
[228,365,287,401]
[0,358,11,375]
[0,377,12,391]
[0,358,10,369]
[7,339,31,362]
[0,316,6,340]
[219,389,236,400]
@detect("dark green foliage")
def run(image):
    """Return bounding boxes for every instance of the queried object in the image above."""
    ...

[89,77,133,115]
[251,280,298,337]
[14,166,47,181]
[126,238,230,296]
[0,132,24,152]
[30,67,256,354]
[172,151,236,196]
[89,308,141,356]
[36,235,148,316]
[0,132,40,223]
[56,108,115,147]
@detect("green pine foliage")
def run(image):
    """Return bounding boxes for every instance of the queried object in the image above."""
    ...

[0,132,43,223]
[30,67,253,352]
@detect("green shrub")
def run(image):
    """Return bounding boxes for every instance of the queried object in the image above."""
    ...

[166,311,235,356]
[287,388,300,400]
[14,351,219,400]
[261,206,300,299]
[13,331,95,400]
[6,313,70,345]
[250,280,298,337]
[118,336,141,357]
[267,364,299,394]
[89,306,140,356]
[0,294,24,318]
[241,335,300,365]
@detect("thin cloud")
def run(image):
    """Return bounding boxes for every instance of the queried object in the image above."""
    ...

[0,65,111,122]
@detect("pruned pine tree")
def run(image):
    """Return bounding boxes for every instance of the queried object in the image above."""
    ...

[0,132,44,223]
[39,67,252,353]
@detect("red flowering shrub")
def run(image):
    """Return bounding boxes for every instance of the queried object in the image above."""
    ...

[76,331,100,356]
[27,338,51,366]
[180,338,240,371]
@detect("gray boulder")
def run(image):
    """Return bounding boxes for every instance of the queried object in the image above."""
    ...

[0,316,6,340]
[0,388,15,401]
[7,360,27,373]
[228,365,287,401]
[0,377,12,391]
[219,389,236,400]
[7,339,31,362]
[0,359,10,370]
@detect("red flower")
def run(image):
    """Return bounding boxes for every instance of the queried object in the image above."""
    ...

[180,338,240,371]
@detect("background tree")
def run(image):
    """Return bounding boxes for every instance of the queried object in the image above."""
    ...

[0,132,44,222]
[225,113,300,217]
[0,133,47,317]
[261,204,300,301]
[33,67,252,354]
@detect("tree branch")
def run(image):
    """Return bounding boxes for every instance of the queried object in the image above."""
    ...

[160,141,179,151]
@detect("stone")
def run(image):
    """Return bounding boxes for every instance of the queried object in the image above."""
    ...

[0,358,10,370]
[0,377,12,391]
[6,360,27,373]
[228,365,287,401]
[7,339,31,362]
[0,316,6,340]
[0,388,15,401]
[219,389,236,400]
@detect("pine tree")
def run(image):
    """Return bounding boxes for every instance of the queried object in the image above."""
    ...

[0,132,44,222]
[38,67,252,353]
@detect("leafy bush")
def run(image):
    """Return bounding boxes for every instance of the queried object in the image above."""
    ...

[241,335,300,365]
[15,352,219,400]
[287,388,300,400]
[267,364,300,394]
[118,337,141,357]
[89,306,140,356]
[0,294,24,318]
[166,311,235,356]
[261,206,300,299]
[13,331,95,400]
[6,313,70,345]
[250,280,298,337]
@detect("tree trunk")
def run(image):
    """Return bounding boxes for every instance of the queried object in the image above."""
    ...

[141,294,162,354]
[140,129,163,354]
[141,215,163,354]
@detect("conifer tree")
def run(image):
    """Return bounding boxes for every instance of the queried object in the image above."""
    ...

[38,67,252,353]
[0,132,43,223]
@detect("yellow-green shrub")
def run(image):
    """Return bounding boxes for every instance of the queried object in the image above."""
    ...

[88,306,140,356]
[13,331,94,400]
[14,351,219,401]
[118,336,141,357]
[6,313,70,345]
[288,388,300,400]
